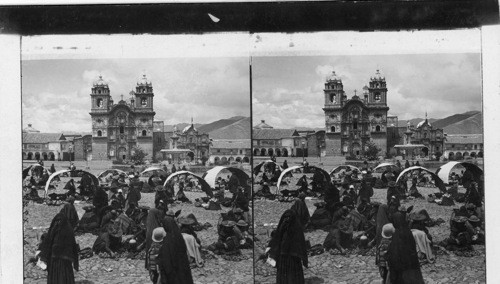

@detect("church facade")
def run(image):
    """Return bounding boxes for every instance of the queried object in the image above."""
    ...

[322,70,389,158]
[89,75,155,161]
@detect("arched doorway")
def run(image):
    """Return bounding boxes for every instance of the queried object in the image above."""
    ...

[253,148,259,156]
[117,147,127,161]
[243,157,250,163]
[352,143,361,156]
[235,157,242,163]
[42,152,48,160]
[282,148,288,157]
[260,148,266,156]
[448,152,455,160]
[422,147,429,156]
[35,152,41,160]
[455,152,463,160]
[276,148,281,157]
[477,152,483,158]
[187,151,195,161]
[228,157,234,163]
[221,157,228,164]
[49,152,55,161]
[463,152,469,158]
[268,148,274,157]
[470,152,476,158]
[214,157,220,164]
[27,152,33,160]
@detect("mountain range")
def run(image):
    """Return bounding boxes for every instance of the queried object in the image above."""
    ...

[164,116,250,139]
[398,111,482,134]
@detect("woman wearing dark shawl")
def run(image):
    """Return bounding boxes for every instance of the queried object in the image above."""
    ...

[269,209,308,284]
[291,195,310,230]
[39,212,79,284]
[145,208,166,269]
[375,204,391,246]
[158,218,194,284]
[282,160,289,170]
[386,212,425,284]
[60,198,79,230]
[50,163,56,174]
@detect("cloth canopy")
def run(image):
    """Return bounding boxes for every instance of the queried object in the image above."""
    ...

[276,165,331,195]
[97,169,127,180]
[373,162,396,171]
[44,169,99,193]
[329,165,360,176]
[396,166,445,191]
[163,171,213,197]
[253,160,283,176]
[203,166,250,189]
[436,161,483,184]
[140,166,165,175]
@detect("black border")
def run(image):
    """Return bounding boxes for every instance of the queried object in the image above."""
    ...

[0,1,498,35]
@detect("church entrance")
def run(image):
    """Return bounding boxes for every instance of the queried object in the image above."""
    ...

[118,147,127,161]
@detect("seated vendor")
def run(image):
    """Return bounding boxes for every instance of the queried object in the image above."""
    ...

[236,220,253,248]
[213,220,243,254]
[323,216,354,254]
[176,182,191,203]
[77,205,99,233]
[179,217,201,246]
[92,223,123,258]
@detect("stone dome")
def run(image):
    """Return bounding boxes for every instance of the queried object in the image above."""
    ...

[93,75,108,87]
[327,71,342,82]
[137,74,152,86]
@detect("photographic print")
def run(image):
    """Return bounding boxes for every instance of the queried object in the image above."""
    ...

[251,31,485,283]
[21,35,253,284]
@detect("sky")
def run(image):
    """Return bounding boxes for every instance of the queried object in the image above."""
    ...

[22,57,250,133]
[252,53,482,129]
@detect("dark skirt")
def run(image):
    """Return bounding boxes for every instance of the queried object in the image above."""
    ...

[390,268,425,284]
[47,258,75,284]
[276,255,304,284]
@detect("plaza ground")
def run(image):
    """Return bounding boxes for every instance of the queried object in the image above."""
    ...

[252,165,486,284]
[23,161,253,284]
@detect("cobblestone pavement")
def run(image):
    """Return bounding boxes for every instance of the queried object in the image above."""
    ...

[24,185,253,284]
[253,174,486,284]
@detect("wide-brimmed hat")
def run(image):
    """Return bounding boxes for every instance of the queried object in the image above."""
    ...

[466,203,476,210]
[349,185,355,189]
[452,216,468,223]
[178,217,195,226]
[388,181,396,188]
[128,174,135,179]
[382,223,395,239]
[221,220,236,227]
[83,205,94,212]
[108,224,123,238]
[152,227,166,243]
[410,213,426,221]
[117,189,123,193]
[236,220,248,227]
[468,215,480,223]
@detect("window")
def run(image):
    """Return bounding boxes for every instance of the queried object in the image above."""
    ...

[330,94,336,102]
[96,98,103,108]
[353,122,358,130]
[330,114,337,120]
[142,130,147,136]
[474,145,478,150]
[141,98,147,107]
[120,126,124,134]
[330,126,336,132]
[374,93,381,101]
[98,90,101,94]
[375,125,381,132]
[424,132,427,138]
[97,130,102,137]
[217,149,221,153]
[451,144,455,148]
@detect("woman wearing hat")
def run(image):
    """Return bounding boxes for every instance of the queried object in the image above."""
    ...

[145,207,166,268]
[376,223,394,284]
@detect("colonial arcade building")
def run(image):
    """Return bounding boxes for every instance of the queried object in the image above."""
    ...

[90,75,155,161]
[322,70,389,158]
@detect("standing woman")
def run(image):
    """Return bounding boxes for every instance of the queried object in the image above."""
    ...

[375,204,391,246]
[269,209,308,284]
[39,212,79,283]
[158,218,194,284]
[386,212,425,284]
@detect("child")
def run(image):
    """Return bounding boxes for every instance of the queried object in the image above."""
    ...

[376,223,395,284]
[147,227,166,283]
